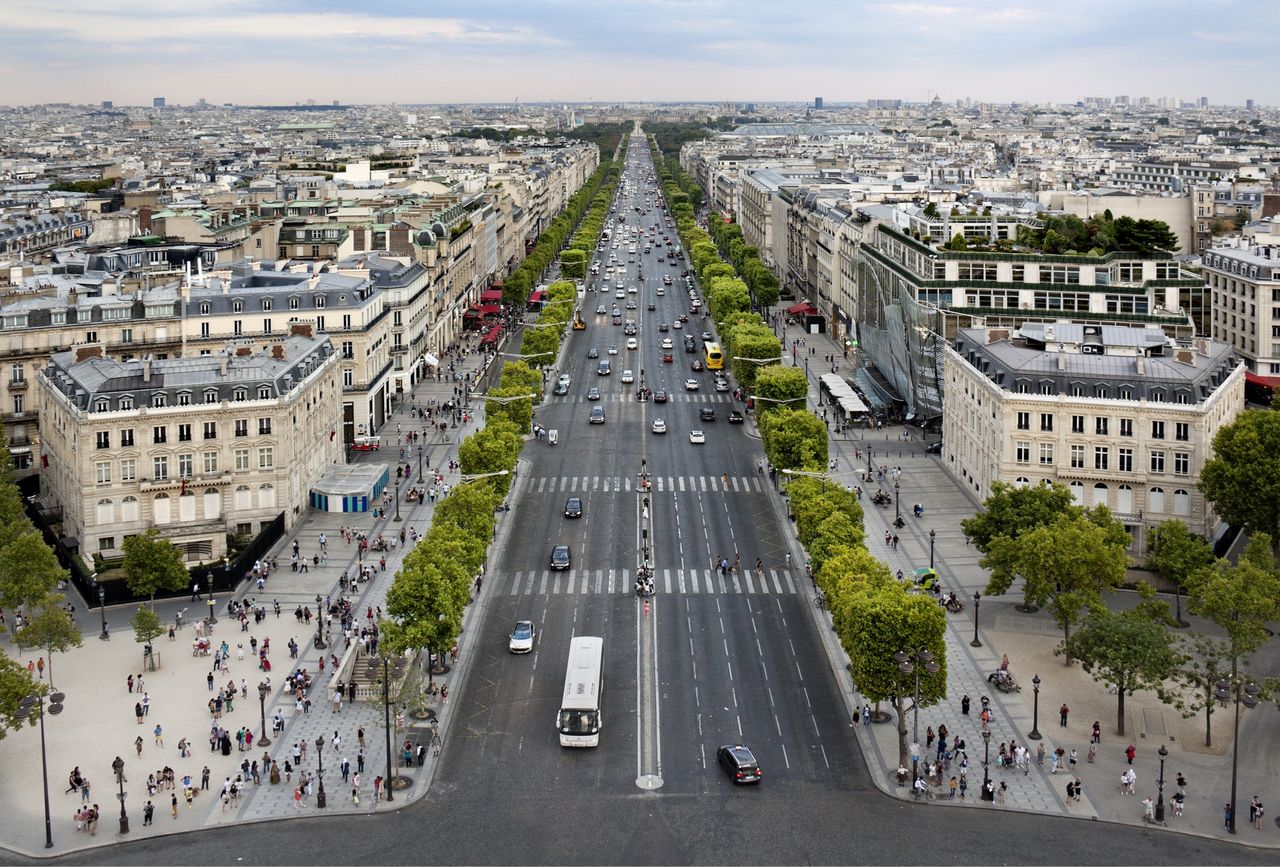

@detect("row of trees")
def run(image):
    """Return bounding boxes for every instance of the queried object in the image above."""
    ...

[0,443,80,738]
[646,129,946,770]
[383,142,625,672]
[501,151,620,309]
[557,154,624,280]
[964,480,1280,741]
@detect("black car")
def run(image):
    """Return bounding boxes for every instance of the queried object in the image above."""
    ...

[647,302,656,311]
[587,347,599,359]
[653,389,669,403]
[564,496,582,518]
[586,387,601,401]
[717,744,762,784]
[658,322,669,332]
[550,545,571,570]
[926,441,943,454]
[727,410,744,424]
[699,406,716,422]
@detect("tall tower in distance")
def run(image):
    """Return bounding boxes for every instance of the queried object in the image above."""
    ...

[153,97,166,108]
[814,96,824,109]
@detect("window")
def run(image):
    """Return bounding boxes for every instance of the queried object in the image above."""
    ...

[12,395,23,415]
[199,302,211,315]
[152,392,166,408]
[262,298,272,311]
[1118,447,1133,472]
[257,386,271,400]
[343,368,353,388]
[85,331,97,343]
[258,447,273,469]
[234,419,248,437]
[204,389,219,404]
[177,391,191,407]
[1174,452,1190,476]
[1119,387,1133,400]
[1119,418,1133,437]
[314,295,326,309]
[1175,422,1190,442]
[233,320,243,337]
[263,319,272,335]
[1070,445,1085,469]
[1040,413,1053,432]
[178,423,192,442]
[152,425,167,444]
[1016,411,1030,430]
[96,431,110,449]
[1094,447,1109,470]
[341,341,354,359]
[234,448,250,471]
[120,459,136,482]
[9,363,23,384]
[95,461,111,485]
[258,418,272,435]
[232,300,243,313]
[342,314,352,331]
[289,297,299,310]
[152,456,169,481]
[203,452,219,474]
[1095,417,1108,436]
[1173,488,1191,516]
[233,388,247,402]
[1151,421,1165,439]
[178,453,193,478]
[203,422,217,440]
[1150,450,1165,473]
[1071,415,1085,434]
[94,398,110,413]
[1015,441,1030,464]
[121,328,133,343]
[1039,443,1054,465]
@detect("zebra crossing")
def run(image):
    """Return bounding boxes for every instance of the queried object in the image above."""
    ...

[504,567,799,597]
[531,474,767,494]
[563,392,735,404]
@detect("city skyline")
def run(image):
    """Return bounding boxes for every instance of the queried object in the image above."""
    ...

[3,0,1278,107]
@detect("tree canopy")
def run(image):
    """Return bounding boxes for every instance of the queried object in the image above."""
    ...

[1199,409,1280,549]
[122,528,189,607]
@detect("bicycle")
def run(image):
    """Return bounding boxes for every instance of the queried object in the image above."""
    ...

[814,591,827,610]
[909,783,938,801]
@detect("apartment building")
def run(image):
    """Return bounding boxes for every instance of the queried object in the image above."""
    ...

[36,334,341,565]
[1203,244,1280,374]
[0,211,93,261]
[942,323,1244,557]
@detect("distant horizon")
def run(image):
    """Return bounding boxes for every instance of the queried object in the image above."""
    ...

[3,0,1278,106]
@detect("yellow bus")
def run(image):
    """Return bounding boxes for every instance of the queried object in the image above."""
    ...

[704,341,724,370]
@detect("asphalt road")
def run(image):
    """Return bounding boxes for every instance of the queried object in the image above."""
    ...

[11,134,1276,867]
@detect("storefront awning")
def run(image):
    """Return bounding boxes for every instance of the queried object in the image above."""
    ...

[787,301,818,315]
[480,289,504,303]
[479,324,503,345]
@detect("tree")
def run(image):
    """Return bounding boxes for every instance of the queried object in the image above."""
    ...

[1146,519,1214,627]
[1185,533,1280,674]
[984,510,1129,655]
[433,482,498,540]
[1060,605,1179,735]
[484,386,534,435]
[962,481,1078,553]
[122,528,189,608]
[0,530,68,614]
[131,605,165,654]
[13,598,81,689]
[759,408,827,471]
[841,583,946,769]
[818,544,895,599]
[1163,634,1235,747]
[753,365,808,416]
[728,330,782,396]
[385,549,465,682]
[1199,410,1280,551]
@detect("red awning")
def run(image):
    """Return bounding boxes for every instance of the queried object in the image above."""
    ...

[480,289,504,303]
[787,301,818,315]
[1246,370,1280,387]
[529,288,548,302]
[479,324,503,344]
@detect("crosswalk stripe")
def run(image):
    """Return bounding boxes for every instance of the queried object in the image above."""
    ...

[678,476,686,492]
[595,569,603,594]
[602,478,610,493]
[656,477,665,492]
[718,571,727,593]
[745,572,755,593]
[731,571,742,593]
[677,570,687,593]
[552,573,562,594]
[581,570,590,594]
[608,569,615,594]
[525,572,536,594]
[784,571,796,593]
[509,570,521,595]
[664,569,672,594]
[771,570,782,593]
[690,570,700,593]
[731,476,740,492]
[699,476,707,492]
[539,572,549,595]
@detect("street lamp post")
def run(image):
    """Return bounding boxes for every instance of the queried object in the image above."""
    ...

[314,736,326,808]
[1028,674,1042,740]
[112,755,129,833]
[313,594,327,650]
[894,648,939,784]
[970,592,982,647]
[894,480,901,522]
[366,654,409,802]
[1156,744,1168,823]
[97,584,108,641]
[981,729,993,801]
[929,529,936,570]
[1214,677,1259,833]
[256,682,272,747]
[206,592,217,626]
[17,690,64,848]
[393,478,402,522]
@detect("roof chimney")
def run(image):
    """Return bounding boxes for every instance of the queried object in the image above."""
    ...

[271,344,284,360]
[142,356,152,383]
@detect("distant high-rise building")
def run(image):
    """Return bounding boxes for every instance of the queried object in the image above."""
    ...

[100,100,113,109]
[196,98,207,107]
[814,96,823,109]
[1115,95,1129,105]
[867,99,903,109]
[153,97,166,108]
[1247,98,1256,111]
[1200,96,1209,108]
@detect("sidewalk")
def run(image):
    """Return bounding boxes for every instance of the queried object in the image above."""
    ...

[772,318,1280,847]
[0,344,510,857]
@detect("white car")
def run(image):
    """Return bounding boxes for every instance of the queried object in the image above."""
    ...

[685,379,700,391]
[661,338,674,349]
[509,620,536,653]
[626,337,638,350]
[651,418,667,434]
[689,430,706,444]
[714,378,730,392]
[608,345,619,355]
[621,369,634,383]
[615,290,626,299]
[672,319,682,329]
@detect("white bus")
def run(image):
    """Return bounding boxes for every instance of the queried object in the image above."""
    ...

[558,636,604,747]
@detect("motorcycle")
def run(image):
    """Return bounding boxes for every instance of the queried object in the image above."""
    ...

[943,593,965,613]
[871,490,892,507]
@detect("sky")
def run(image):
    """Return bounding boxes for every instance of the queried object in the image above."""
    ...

[3,0,1278,107]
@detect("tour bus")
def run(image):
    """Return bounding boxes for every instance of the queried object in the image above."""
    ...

[558,636,604,747]
[704,341,724,371]
[351,435,381,451]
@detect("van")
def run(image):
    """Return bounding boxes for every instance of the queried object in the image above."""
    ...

[351,435,381,451]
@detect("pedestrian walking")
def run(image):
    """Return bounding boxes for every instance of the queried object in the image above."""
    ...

[135,735,144,757]
[143,800,154,826]
[1059,703,1069,727]
[153,724,164,746]
[36,657,44,679]
[1091,720,1101,743]
[1068,748,1078,771]
[1125,743,1136,764]
[961,695,970,716]
[1073,777,1083,803]
[861,705,871,726]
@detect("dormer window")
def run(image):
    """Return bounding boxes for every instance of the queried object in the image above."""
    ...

[262,298,272,312]
[288,296,300,310]
[120,396,133,411]
[233,388,247,402]
[339,295,347,304]
[177,391,192,406]
[94,398,110,412]
[257,385,272,400]
[232,300,243,313]
[152,392,167,408]
[199,302,211,315]
[204,389,219,404]
[314,295,325,309]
